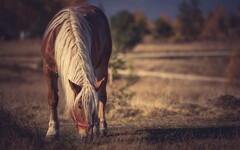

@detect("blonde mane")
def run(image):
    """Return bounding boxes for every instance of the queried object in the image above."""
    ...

[44,7,98,118]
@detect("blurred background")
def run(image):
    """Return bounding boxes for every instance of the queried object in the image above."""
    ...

[1,0,240,149]
[1,0,240,42]
[1,0,240,81]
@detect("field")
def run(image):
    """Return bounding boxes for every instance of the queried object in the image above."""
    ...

[1,39,240,149]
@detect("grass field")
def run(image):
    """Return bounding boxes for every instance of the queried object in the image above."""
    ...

[1,39,240,149]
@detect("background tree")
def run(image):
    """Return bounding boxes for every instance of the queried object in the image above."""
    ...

[0,0,87,40]
[177,0,204,41]
[110,10,143,52]
[200,11,215,39]
[171,16,182,42]
[133,11,150,38]
[201,5,228,40]
[154,15,173,39]
[109,10,147,82]
[228,7,240,38]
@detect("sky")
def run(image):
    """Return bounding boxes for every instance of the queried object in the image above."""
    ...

[88,0,240,20]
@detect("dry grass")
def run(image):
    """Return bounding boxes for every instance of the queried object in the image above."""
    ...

[133,41,240,53]
[130,57,230,77]
[1,40,240,149]
[225,48,240,84]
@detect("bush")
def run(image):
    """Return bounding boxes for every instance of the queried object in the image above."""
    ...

[177,0,204,41]
[0,0,87,40]
[110,10,144,52]
[154,16,173,39]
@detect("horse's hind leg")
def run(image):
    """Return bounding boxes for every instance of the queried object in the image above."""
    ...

[44,66,59,140]
[96,68,108,136]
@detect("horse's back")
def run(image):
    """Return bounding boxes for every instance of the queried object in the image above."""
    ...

[76,5,112,69]
[41,5,112,74]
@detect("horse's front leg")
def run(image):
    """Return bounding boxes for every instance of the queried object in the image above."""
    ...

[97,79,108,136]
[98,97,107,136]
[44,66,59,140]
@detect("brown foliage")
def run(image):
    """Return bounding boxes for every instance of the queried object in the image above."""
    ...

[201,5,228,40]
[0,0,88,40]
[176,0,204,41]
[154,15,173,39]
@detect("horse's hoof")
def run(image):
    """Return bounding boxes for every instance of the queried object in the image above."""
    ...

[93,125,100,137]
[45,135,59,142]
[99,121,108,136]
[99,128,108,136]
[45,128,59,141]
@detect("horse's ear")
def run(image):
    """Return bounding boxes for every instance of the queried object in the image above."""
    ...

[68,80,82,94]
[95,77,105,91]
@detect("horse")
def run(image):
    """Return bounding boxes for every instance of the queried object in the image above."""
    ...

[41,5,112,140]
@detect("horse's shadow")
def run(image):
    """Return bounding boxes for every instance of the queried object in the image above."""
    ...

[106,126,240,143]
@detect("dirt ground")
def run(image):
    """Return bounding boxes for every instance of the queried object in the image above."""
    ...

[1,39,240,149]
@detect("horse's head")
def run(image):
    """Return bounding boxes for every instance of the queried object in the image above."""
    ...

[68,78,105,140]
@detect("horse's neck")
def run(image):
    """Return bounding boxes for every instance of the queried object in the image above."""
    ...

[52,8,95,86]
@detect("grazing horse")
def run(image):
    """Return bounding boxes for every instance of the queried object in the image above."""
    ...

[41,5,112,140]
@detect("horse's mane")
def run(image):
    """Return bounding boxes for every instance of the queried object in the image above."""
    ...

[44,7,97,118]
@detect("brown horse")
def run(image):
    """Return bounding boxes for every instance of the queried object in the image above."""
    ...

[41,5,112,140]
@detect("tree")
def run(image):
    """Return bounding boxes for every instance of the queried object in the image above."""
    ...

[133,11,150,37]
[201,5,228,40]
[0,0,87,40]
[177,0,204,40]
[110,10,143,52]
[154,15,173,38]
[200,11,215,39]
[228,7,240,38]
[110,10,148,82]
